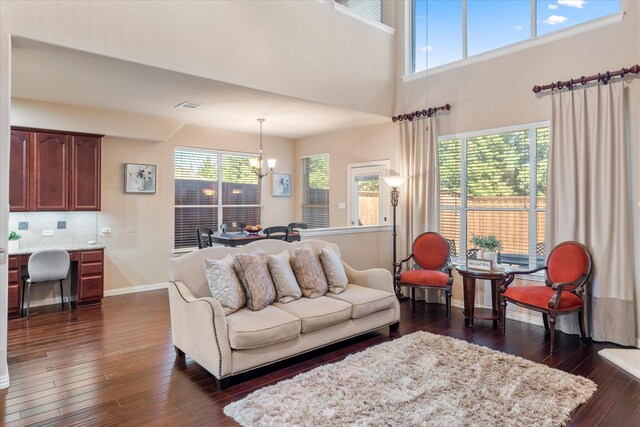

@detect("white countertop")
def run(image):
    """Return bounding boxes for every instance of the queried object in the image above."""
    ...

[8,244,105,256]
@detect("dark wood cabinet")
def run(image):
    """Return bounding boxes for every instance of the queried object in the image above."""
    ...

[9,129,31,211]
[8,256,21,318]
[9,127,102,212]
[78,249,104,304]
[33,132,69,211]
[70,136,101,210]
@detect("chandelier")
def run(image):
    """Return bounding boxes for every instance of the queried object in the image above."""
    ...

[249,118,276,179]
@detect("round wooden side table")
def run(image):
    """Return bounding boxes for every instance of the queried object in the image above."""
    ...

[455,265,511,328]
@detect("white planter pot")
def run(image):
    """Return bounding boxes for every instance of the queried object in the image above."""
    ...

[8,240,19,252]
[482,250,498,264]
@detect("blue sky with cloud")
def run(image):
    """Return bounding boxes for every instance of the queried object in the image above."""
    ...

[414,0,620,72]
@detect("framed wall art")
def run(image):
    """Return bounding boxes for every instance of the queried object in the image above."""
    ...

[125,163,157,194]
[272,173,291,197]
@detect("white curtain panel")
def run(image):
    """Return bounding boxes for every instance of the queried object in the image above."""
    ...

[548,81,636,346]
[398,117,440,301]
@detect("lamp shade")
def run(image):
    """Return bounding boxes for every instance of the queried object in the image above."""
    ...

[383,175,407,188]
[249,157,260,168]
[267,158,277,169]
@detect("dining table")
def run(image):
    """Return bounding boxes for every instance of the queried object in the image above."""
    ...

[203,231,300,247]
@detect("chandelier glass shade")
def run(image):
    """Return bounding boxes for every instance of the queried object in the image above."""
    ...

[250,118,276,179]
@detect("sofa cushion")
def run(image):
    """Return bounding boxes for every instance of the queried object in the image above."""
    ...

[226,305,301,350]
[326,284,396,319]
[268,250,302,303]
[204,255,245,315]
[319,247,348,294]
[234,250,277,311]
[274,296,352,333]
[290,245,328,298]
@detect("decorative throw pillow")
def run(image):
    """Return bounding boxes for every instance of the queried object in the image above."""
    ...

[290,245,328,298]
[268,250,302,303]
[204,255,246,315]
[234,250,277,311]
[319,247,348,294]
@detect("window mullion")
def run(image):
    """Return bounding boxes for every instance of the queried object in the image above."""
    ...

[217,153,223,229]
[462,0,468,59]
[460,136,468,258]
[530,0,537,38]
[528,127,537,268]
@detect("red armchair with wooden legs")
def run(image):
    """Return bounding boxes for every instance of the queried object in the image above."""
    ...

[500,241,592,355]
[395,232,454,318]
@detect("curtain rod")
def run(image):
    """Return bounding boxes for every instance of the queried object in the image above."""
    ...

[532,64,639,94]
[392,103,451,122]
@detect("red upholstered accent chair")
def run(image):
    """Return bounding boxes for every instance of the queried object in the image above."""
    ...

[500,241,592,355]
[395,232,454,318]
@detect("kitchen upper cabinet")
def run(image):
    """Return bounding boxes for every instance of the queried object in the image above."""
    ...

[9,129,31,211]
[33,132,69,211]
[9,127,102,212]
[70,135,101,210]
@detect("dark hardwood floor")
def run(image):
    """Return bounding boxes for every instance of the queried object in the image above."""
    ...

[2,290,639,426]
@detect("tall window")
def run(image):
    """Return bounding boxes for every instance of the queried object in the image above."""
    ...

[336,0,382,23]
[438,124,549,268]
[412,0,620,73]
[301,154,330,229]
[174,147,261,249]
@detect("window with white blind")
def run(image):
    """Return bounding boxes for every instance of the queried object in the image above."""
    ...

[301,154,330,229]
[336,0,382,23]
[174,147,261,249]
[438,123,549,268]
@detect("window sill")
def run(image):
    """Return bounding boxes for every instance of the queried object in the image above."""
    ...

[332,2,396,35]
[300,225,392,237]
[402,11,624,82]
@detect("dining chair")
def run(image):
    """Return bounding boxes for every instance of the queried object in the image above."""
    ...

[22,249,72,318]
[500,241,592,355]
[220,222,246,234]
[263,226,290,241]
[395,231,454,318]
[287,222,307,242]
[196,227,214,249]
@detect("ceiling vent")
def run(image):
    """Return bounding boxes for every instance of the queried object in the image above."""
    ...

[175,101,203,110]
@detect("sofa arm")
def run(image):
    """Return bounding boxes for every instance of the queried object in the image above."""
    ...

[342,262,395,294]
[168,281,233,379]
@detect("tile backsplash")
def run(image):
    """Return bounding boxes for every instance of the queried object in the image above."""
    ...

[9,212,97,248]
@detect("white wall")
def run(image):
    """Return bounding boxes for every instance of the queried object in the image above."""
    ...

[0,0,395,117]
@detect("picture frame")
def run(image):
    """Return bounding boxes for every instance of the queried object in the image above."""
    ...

[272,172,291,197]
[124,163,157,194]
[466,258,493,272]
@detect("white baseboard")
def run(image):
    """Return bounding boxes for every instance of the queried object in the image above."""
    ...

[27,282,170,308]
[450,298,544,326]
[0,373,9,389]
[104,282,169,297]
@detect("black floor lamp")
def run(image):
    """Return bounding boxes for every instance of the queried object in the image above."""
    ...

[383,175,407,297]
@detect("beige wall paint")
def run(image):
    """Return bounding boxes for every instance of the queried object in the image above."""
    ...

[295,122,397,228]
[98,125,295,289]
[1,0,394,116]
[309,231,393,273]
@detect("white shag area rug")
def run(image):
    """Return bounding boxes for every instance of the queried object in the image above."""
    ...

[224,331,597,427]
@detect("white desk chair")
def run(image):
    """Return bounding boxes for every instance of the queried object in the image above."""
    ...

[21,249,72,318]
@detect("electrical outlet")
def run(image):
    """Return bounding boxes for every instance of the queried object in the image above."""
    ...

[101,227,112,234]
[57,221,67,230]
[42,229,54,236]
[18,221,28,230]
[127,227,136,233]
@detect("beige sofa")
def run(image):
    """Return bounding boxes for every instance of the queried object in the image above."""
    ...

[168,239,400,388]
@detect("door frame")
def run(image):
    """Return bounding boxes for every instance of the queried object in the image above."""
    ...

[346,160,390,227]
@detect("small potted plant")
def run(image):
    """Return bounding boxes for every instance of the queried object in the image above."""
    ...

[8,231,21,252]
[470,234,502,264]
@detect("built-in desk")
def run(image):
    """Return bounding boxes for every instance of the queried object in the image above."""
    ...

[7,245,105,318]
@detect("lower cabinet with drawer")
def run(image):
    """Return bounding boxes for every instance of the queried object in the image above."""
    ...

[6,247,105,319]
[78,249,104,304]
[8,255,21,318]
